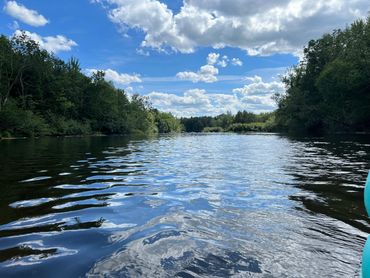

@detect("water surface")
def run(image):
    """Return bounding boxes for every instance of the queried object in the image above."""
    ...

[0,133,369,277]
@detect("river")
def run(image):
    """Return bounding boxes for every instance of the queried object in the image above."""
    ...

[0,133,369,277]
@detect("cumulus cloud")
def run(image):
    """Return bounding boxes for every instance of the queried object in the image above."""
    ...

[176,52,242,83]
[13,30,77,53]
[207,53,220,65]
[176,53,220,83]
[93,0,369,56]
[86,68,142,86]
[233,75,285,111]
[147,89,238,117]
[233,75,285,96]
[176,64,219,83]
[4,1,49,27]
[147,76,283,116]
[231,58,243,66]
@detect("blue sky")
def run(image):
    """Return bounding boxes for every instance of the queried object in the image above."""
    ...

[1,0,368,116]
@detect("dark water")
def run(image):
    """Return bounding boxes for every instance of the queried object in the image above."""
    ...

[0,133,369,277]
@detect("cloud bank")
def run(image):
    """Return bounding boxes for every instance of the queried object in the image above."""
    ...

[147,75,285,116]
[94,0,368,56]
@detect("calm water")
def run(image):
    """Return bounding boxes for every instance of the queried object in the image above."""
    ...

[0,133,369,277]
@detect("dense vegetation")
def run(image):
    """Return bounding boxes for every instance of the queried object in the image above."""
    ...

[0,32,181,138]
[275,17,370,134]
[183,17,370,135]
[2,16,370,138]
[181,111,276,132]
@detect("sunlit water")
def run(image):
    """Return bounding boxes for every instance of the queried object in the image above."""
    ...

[0,133,369,277]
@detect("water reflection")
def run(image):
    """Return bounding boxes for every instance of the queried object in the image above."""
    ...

[0,134,369,277]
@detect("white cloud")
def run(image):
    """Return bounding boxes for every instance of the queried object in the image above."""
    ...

[177,53,220,83]
[13,30,77,53]
[147,76,283,116]
[217,56,229,67]
[233,75,285,96]
[94,0,369,56]
[176,64,219,83]
[231,58,243,66]
[147,89,237,117]
[217,60,227,68]
[207,53,230,67]
[4,1,49,27]
[176,52,244,83]
[86,68,142,86]
[207,53,220,65]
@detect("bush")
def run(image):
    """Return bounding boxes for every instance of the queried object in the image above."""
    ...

[153,110,182,133]
[47,114,92,135]
[0,100,49,136]
[203,126,224,132]
[0,131,12,139]
[227,122,271,132]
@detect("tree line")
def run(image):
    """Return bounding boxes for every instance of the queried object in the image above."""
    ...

[178,16,370,135]
[2,15,370,138]
[181,111,276,133]
[275,16,370,134]
[0,32,182,138]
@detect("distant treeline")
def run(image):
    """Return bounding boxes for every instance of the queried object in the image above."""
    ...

[182,17,370,135]
[2,16,370,138]
[0,32,181,138]
[181,111,276,133]
[275,17,370,134]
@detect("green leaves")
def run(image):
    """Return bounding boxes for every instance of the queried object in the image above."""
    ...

[0,33,180,137]
[276,16,370,134]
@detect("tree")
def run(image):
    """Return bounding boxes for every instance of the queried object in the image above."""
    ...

[0,33,181,137]
[275,16,370,134]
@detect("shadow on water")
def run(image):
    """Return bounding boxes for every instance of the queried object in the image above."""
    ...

[0,136,133,265]
[284,134,370,233]
[0,133,369,277]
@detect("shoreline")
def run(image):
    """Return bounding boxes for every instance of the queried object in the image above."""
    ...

[2,131,370,141]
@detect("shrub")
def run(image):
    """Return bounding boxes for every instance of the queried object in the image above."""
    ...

[0,100,49,136]
[203,126,224,132]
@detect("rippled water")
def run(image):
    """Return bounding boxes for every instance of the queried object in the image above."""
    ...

[0,133,369,277]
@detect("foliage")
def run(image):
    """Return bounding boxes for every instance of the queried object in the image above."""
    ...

[275,17,370,134]
[227,122,271,132]
[0,99,48,137]
[181,116,215,132]
[0,32,181,137]
[203,126,224,132]
[181,111,276,133]
[152,109,183,133]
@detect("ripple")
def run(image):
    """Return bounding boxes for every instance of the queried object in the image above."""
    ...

[20,176,52,183]
[58,172,72,176]
[0,134,369,277]
[9,198,56,208]
[1,244,77,267]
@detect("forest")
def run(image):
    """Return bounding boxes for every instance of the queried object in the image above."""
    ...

[0,32,181,138]
[274,17,370,134]
[1,16,370,138]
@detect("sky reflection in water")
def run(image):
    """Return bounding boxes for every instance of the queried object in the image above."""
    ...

[0,134,369,277]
